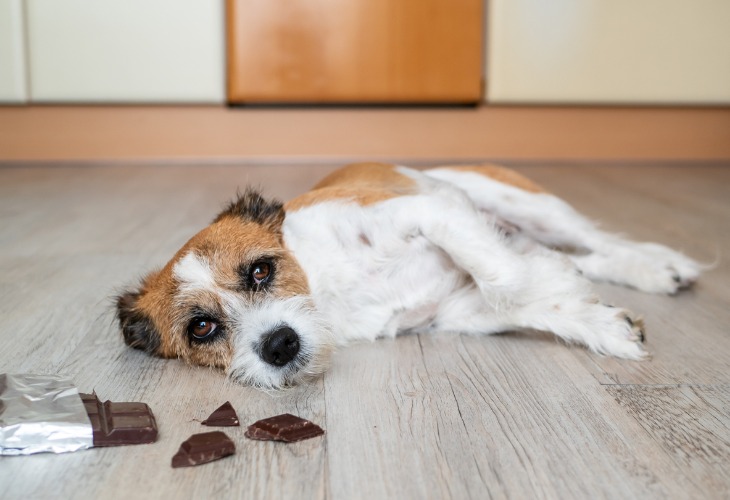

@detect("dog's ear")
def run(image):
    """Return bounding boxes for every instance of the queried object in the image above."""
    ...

[116,282,161,355]
[214,188,284,231]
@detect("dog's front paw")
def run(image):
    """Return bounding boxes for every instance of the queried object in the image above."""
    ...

[591,307,650,360]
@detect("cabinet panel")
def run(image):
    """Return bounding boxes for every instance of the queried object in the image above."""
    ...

[488,0,730,104]
[0,0,28,103]
[27,0,225,103]
[227,0,483,103]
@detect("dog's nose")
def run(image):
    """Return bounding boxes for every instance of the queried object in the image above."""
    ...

[261,327,300,366]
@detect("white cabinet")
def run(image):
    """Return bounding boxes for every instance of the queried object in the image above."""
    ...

[488,0,730,104]
[0,0,28,103]
[26,0,225,103]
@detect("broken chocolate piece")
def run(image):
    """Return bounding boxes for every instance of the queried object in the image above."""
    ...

[79,393,158,447]
[171,431,235,468]
[245,413,324,442]
[202,401,239,427]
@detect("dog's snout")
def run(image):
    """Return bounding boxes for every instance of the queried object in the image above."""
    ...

[261,327,300,367]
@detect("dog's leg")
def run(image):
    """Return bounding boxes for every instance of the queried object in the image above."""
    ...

[428,282,647,360]
[424,166,701,294]
[385,194,648,359]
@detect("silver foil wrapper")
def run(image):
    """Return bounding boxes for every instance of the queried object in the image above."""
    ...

[0,373,93,455]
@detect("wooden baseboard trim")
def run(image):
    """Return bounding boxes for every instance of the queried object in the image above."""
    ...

[1,105,729,162]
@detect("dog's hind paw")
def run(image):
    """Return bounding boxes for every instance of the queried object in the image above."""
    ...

[572,241,702,295]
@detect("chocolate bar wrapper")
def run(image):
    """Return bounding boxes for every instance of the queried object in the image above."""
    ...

[0,373,93,455]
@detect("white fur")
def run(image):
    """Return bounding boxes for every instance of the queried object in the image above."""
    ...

[281,166,675,361]
[226,295,334,389]
[424,168,702,294]
[283,200,467,343]
[173,252,216,292]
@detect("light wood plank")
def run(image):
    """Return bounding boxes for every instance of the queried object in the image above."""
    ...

[606,385,730,498]
[420,333,712,498]
[321,329,721,498]
[323,335,493,499]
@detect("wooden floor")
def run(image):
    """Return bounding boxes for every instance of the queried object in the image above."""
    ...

[0,161,729,499]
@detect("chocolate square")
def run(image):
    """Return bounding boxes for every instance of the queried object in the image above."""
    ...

[202,401,240,427]
[171,431,235,468]
[79,393,158,447]
[245,413,324,442]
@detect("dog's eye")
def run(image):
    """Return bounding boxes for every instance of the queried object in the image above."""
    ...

[251,261,271,285]
[189,318,218,340]
[239,259,275,291]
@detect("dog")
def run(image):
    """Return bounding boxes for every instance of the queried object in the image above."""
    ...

[116,163,701,389]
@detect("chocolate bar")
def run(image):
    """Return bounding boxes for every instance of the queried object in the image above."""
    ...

[245,413,324,442]
[202,401,239,427]
[171,431,235,468]
[79,393,158,447]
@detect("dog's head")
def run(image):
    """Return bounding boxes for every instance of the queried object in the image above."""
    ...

[116,189,333,389]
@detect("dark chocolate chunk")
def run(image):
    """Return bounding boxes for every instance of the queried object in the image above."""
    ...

[202,401,239,427]
[245,413,324,442]
[171,431,235,468]
[79,393,158,447]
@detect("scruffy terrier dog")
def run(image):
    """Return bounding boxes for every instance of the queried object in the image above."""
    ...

[117,163,700,389]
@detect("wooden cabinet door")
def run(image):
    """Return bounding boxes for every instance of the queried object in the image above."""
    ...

[227,0,483,104]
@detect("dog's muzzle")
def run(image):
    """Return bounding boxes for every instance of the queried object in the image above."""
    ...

[260,326,300,366]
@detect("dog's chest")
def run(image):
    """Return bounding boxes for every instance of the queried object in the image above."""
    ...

[283,202,466,343]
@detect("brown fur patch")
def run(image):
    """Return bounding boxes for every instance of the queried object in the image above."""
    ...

[285,163,417,212]
[312,162,415,191]
[285,186,402,212]
[131,268,190,360]
[439,164,546,194]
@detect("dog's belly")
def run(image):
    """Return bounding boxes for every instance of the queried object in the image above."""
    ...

[283,203,468,344]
